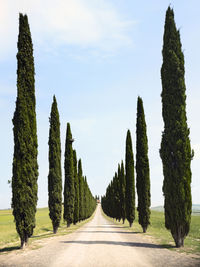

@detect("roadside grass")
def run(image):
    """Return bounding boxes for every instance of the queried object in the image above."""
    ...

[102,208,200,255]
[0,207,96,253]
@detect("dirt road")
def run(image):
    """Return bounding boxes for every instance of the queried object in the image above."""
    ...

[0,204,199,267]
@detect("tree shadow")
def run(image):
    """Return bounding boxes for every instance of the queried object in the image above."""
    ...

[40,228,51,232]
[60,240,174,249]
[77,230,140,234]
[87,225,126,229]
[31,232,52,238]
[0,246,20,253]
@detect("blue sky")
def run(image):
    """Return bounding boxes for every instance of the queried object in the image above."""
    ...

[0,0,200,209]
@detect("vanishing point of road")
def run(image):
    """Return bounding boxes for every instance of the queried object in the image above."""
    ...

[0,204,199,267]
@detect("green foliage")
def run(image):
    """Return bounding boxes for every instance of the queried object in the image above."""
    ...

[102,134,135,226]
[102,135,135,226]
[12,13,38,248]
[125,130,135,227]
[113,171,121,221]
[136,97,151,232]
[83,177,87,219]
[160,7,192,247]
[119,161,126,223]
[48,96,62,233]
[63,123,74,227]
[82,176,96,220]
[73,150,79,224]
[78,159,84,221]
[101,173,119,221]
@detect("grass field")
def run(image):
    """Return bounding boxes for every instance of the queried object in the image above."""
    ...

[102,209,200,255]
[0,207,96,252]
[1,207,199,255]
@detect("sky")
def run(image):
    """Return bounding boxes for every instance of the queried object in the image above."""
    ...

[0,0,200,209]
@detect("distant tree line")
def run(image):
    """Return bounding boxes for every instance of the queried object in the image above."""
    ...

[62,123,96,228]
[12,13,96,249]
[101,97,150,233]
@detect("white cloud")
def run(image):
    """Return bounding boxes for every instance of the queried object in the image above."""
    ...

[0,0,134,60]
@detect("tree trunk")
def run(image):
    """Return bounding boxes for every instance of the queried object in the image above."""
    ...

[174,236,184,248]
[122,219,125,224]
[143,227,147,233]
[172,229,184,248]
[20,239,25,249]
[129,222,132,227]
[20,236,29,249]
[67,222,71,228]
[53,225,58,234]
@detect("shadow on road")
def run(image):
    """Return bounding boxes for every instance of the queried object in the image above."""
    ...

[60,240,173,249]
[0,246,20,253]
[77,230,140,234]
[87,225,129,229]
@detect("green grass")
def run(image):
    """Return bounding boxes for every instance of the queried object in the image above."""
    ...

[102,209,200,255]
[0,207,96,252]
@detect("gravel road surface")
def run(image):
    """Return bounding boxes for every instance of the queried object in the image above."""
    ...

[0,204,199,267]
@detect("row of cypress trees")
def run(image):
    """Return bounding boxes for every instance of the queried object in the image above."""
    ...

[102,97,151,233]
[101,162,126,224]
[103,6,193,248]
[48,105,96,232]
[12,13,96,248]
[62,123,96,228]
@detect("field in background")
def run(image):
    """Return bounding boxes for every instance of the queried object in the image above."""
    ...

[102,208,200,255]
[0,207,96,252]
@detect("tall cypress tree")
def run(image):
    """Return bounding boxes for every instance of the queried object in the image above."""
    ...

[84,176,89,219]
[160,7,192,247]
[113,171,120,221]
[119,161,126,224]
[73,150,79,224]
[48,96,62,234]
[125,130,135,227]
[83,176,87,220]
[12,13,38,248]
[78,159,84,221]
[63,123,74,227]
[136,97,151,233]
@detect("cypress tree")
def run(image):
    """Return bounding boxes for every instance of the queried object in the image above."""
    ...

[63,123,74,227]
[83,176,87,220]
[113,171,120,221]
[73,150,79,224]
[119,161,126,224]
[136,97,151,233]
[78,159,84,221]
[48,96,62,234]
[108,180,115,219]
[160,7,193,247]
[12,13,38,248]
[125,130,135,227]
[84,176,89,219]
[117,166,121,221]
